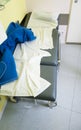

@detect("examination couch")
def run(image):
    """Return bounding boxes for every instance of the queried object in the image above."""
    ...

[20,12,60,107]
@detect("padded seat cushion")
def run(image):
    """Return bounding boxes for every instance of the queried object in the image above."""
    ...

[36,65,57,101]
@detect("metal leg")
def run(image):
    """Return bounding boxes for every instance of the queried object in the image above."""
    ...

[9,96,19,103]
[48,101,57,108]
[34,99,38,105]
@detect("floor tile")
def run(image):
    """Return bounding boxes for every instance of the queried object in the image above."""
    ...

[57,72,76,110]
[19,105,71,130]
[72,76,81,113]
[0,102,26,130]
[57,44,80,110]
[75,57,81,78]
[61,44,81,58]
[69,112,81,130]
[60,45,80,78]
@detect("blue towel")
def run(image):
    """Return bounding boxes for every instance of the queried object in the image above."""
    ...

[0,48,18,86]
[0,22,36,86]
[6,22,20,36]
[0,23,36,54]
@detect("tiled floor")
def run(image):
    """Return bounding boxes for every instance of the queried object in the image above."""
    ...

[57,44,81,130]
[0,44,81,130]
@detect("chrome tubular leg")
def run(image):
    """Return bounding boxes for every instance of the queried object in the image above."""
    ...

[48,101,57,108]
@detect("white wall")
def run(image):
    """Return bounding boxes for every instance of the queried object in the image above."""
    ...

[26,0,71,14]
[0,0,26,29]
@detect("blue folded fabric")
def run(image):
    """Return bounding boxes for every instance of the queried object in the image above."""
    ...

[6,22,20,36]
[0,23,36,54]
[0,22,36,86]
[6,22,36,42]
[0,48,18,86]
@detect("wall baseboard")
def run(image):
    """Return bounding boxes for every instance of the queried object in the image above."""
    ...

[66,42,81,45]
